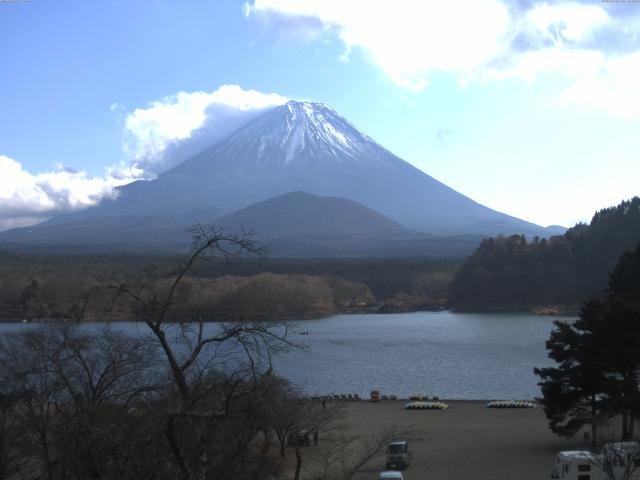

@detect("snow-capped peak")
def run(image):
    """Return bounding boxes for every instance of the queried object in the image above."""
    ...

[168,100,389,176]
[208,100,381,166]
[247,100,370,163]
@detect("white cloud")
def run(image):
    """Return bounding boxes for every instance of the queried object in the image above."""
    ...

[123,84,288,174]
[0,85,288,230]
[246,0,512,90]
[523,2,611,44]
[245,1,640,117]
[0,155,134,231]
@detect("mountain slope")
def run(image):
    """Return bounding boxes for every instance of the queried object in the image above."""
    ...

[216,191,409,238]
[0,100,562,253]
[159,101,556,236]
[214,191,479,257]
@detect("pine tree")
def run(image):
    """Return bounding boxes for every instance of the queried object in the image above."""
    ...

[534,301,610,445]
[535,243,640,443]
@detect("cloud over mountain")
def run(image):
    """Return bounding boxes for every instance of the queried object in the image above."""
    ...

[0,155,128,230]
[123,84,288,175]
[245,1,640,117]
[0,85,288,230]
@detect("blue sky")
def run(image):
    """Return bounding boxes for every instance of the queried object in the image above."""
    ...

[1,0,640,230]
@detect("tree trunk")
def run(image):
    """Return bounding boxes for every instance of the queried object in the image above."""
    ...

[165,415,191,480]
[591,393,598,449]
[196,431,208,480]
[622,410,631,441]
[149,323,190,402]
[293,445,302,480]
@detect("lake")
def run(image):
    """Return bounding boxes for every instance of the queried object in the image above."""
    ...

[0,311,565,400]
[276,311,564,400]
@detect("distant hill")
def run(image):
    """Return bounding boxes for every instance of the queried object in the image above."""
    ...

[214,191,483,257]
[0,191,484,257]
[0,100,562,254]
[217,191,408,238]
[449,197,640,309]
[0,214,191,251]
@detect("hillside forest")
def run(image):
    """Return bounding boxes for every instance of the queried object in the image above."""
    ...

[450,197,640,309]
[0,251,455,322]
[2,197,640,320]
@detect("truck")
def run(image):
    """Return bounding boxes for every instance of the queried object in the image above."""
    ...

[552,443,640,480]
[386,440,413,470]
[551,451,599,480]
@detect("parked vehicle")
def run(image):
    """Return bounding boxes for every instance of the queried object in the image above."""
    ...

[551,451,599,480]
[386,440,413,470]
[379,471,403,480]
[551,443,640,480]
[370,390,381,402]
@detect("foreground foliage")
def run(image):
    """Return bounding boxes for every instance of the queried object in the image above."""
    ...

[0,226,402,480]
[535,243,640,445]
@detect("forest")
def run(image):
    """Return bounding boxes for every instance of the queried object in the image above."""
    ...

[3,198,640,320]
[449,197,640,310]
[0,248,456,322]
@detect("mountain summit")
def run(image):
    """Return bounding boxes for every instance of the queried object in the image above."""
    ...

[161,100,556,236]
[0,100,563,253]
[170,101,384,172]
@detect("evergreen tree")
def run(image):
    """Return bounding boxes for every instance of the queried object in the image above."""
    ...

[535,243,640,442]
[599,244,640,439]
[534,301,611,445]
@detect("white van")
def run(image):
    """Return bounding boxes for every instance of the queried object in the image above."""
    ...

[552,451,599,480]
[552,444,640,480]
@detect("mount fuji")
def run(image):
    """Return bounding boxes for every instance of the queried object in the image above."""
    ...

[0,101,563,255]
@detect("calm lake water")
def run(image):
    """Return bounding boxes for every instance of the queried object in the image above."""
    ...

[0,311,566,400]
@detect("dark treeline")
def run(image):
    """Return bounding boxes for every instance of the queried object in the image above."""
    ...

[450,197,640,309]
[196,257,457,300]
[0,251,457,321]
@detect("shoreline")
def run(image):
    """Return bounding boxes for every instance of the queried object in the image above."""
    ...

[0,305,576,324]
[312,398,539,405]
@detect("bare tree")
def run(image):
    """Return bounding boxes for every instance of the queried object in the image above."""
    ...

[251,375,344,480]
[583,440,640,480]
[306,427,417,480]
[107,225,297,480]
[0,323,158,480]
[0,390,23,480]
[0,225,302,480]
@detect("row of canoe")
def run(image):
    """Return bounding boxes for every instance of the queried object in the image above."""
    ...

[404,400,537,410]
[405,401,450,410]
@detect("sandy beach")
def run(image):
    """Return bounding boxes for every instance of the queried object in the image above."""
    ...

[310,399,587,480]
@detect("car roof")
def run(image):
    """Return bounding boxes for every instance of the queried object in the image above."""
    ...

[389,441,407,446]
[379,472,403,479]
[557,451,594,461]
